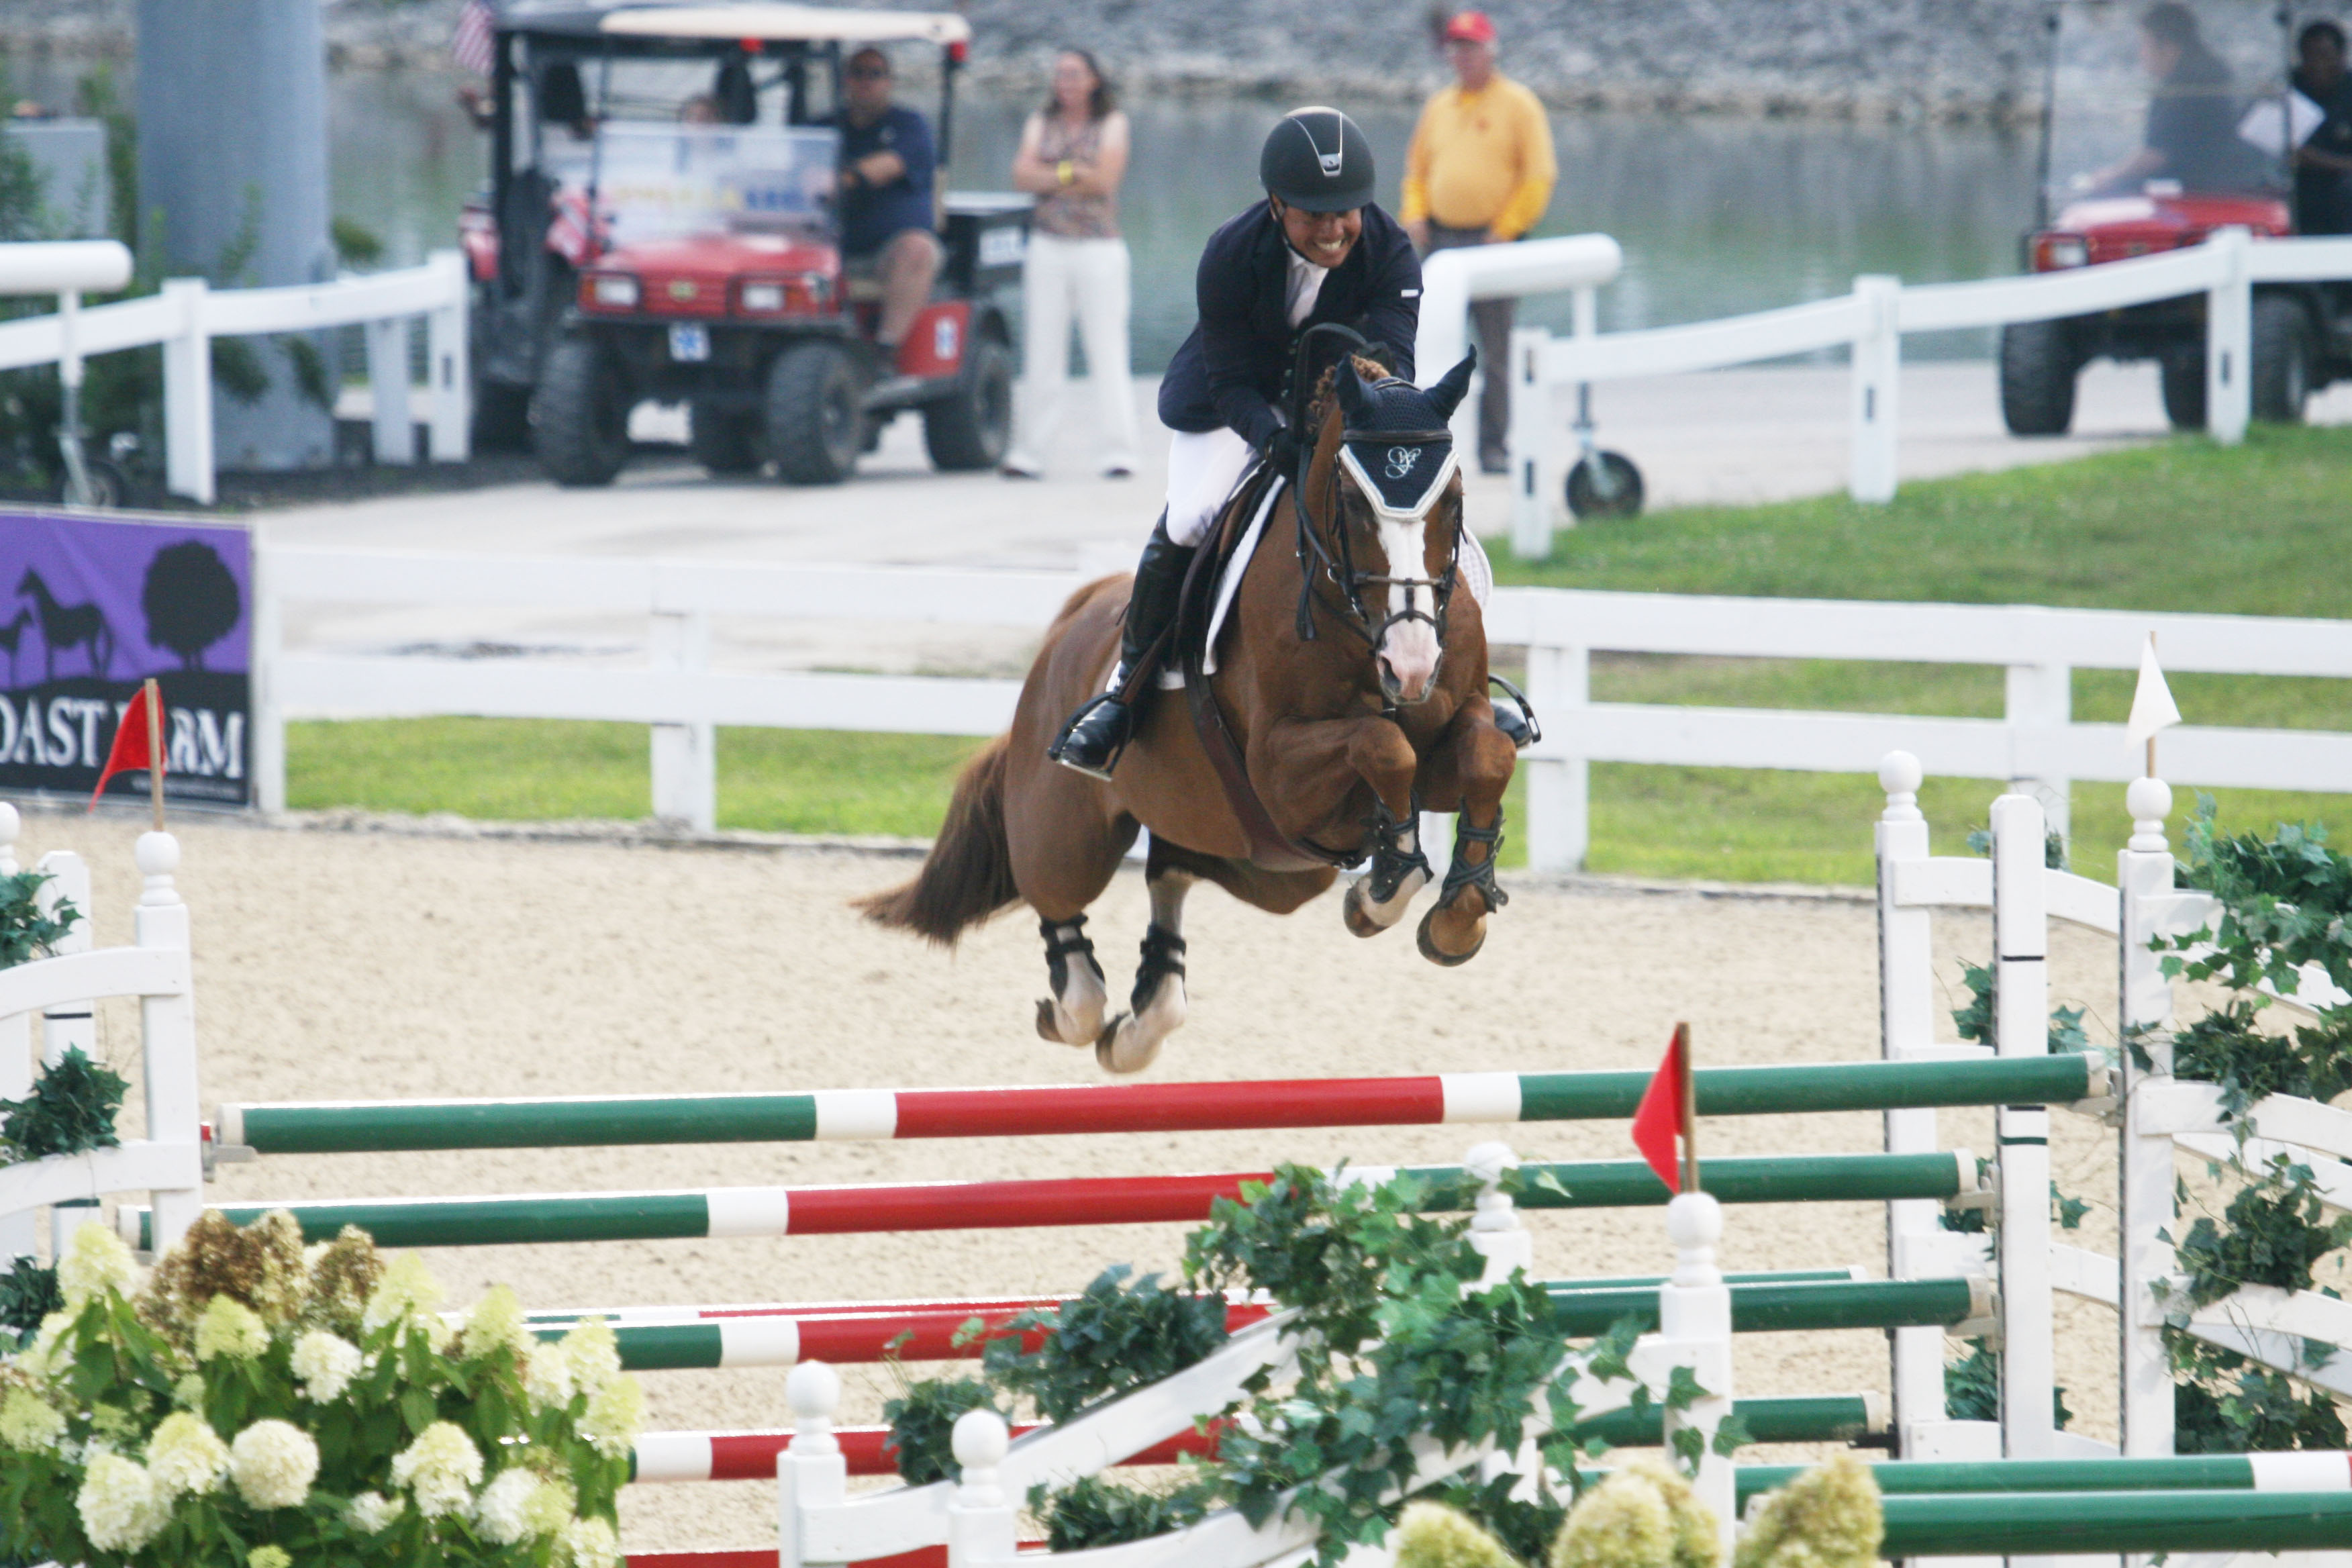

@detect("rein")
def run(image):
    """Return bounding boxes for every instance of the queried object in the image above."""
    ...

[1289,406,1463,662]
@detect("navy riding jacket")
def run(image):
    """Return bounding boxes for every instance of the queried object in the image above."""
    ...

[1157,201,1422,450]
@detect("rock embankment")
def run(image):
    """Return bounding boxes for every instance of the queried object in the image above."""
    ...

[10,0,2050,121]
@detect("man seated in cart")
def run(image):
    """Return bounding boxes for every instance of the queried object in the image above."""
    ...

[826,45,944,358]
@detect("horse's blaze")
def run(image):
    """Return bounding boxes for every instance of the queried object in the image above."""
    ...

[1371,515,1440,703]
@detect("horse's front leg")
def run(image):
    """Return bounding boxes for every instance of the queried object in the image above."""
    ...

[1412,698,1518,966]
[1254,714,1425,936]
[1095,840,1195,1074]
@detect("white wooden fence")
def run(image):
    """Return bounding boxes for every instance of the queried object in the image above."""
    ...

[1503,229,2352,552]
[256,550,2352,868]
[0,249,471,502]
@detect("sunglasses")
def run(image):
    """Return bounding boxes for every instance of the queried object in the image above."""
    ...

[847,64,890,79]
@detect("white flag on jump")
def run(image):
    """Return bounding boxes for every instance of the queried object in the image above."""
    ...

[2126,634,2183,746]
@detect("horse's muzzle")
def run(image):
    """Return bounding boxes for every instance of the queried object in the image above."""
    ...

[1376,620,1443,706]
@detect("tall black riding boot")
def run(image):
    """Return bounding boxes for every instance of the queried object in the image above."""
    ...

[1048,520,1197,780]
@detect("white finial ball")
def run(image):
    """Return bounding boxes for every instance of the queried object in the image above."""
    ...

[1665,1190,1722,1249]
[1878,751,1922,795]
[0,801,18,843]
[951,1406,1010,1469]
[2126,775,2173,824]
[134,830,179,877]
[786,1360,841,1418]
[1463,1141,1520,1185]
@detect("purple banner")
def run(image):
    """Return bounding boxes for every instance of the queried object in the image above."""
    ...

[0,509,253,807]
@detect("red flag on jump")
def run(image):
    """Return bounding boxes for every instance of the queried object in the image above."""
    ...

[89,679,164,820]
[1632,1022,1696,1193]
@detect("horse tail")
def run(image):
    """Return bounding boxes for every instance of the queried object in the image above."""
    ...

[856,732,1020,944]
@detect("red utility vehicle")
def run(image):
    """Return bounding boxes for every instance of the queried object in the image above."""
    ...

[462,2,1028,485]
[2002,0,2348,433]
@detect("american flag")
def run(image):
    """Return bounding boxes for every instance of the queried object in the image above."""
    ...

[451,0,496,77]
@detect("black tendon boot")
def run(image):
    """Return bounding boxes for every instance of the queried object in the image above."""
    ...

[1048,521,1197,779]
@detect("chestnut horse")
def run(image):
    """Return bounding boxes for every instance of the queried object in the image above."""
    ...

[859,350,1516,1072]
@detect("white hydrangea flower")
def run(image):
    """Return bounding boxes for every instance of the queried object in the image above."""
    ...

[0,1387,67,1451]
[194,1297,270,1363]
[145,1411,231,1498]
[229,1419,320,1509]
[524,1478,577,1538]
[362,1253,446,1332]
[57,1221,141,1305]
[560,1317,620,1400]
[17,1310,74,1378]
[345,1489,407,1534]
[576,1375,644,1459]
[475,1468,544,1545]
[389,1420,483,1520]
[522,1341,575,1409]
[562,1514,621,1568]
[289,1329,364,1403]
[77,1451,171,1552]
[462,1285,532,1361]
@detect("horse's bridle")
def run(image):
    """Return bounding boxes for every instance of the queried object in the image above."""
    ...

[1288,402,1464,660]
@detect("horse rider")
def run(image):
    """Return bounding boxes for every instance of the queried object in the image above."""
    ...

[1048,105,1424,780]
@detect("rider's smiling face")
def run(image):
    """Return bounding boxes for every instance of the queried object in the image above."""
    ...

[1269,197,1361,268]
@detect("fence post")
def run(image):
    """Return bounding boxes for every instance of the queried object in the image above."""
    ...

[1875,753,1947,1461]
[946,1410,1019,1568]
[426,250,471,462]
[2117,775,2181,1463]
[1508,325,1551,560]
[34,849,96,1259]
[650,608,716,832]
[158,277,215,505]
[2004,661,2072,846]
[0,807,30,1269]
[1521,639,1589,871]
[778,1361,847,1568]
[1990,793,2055,1463]
[133,831,204,1259]
[1849,275,1902,504]
[364,313,413,466]
[1658,1191,1736,1554]
[251,539,285,813]
[2206,226,2251,446]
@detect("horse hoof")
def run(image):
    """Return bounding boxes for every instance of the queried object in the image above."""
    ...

[1342,882,1388,938]
[1416,903,1485,968]
[1036,998,1069,1043]
[1094,1014,1163,1075]
[1035,997,1099,1046]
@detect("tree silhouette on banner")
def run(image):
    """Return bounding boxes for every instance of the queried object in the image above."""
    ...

[140,540,242,671]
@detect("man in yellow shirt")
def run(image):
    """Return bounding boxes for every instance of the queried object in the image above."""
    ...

[1400,11,1559,472]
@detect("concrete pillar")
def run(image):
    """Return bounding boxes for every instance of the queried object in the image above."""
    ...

[136,0,334,471]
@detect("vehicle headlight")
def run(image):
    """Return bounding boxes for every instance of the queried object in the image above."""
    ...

[589,273,640,308]
[740,281,787,313]
[2043,236,2090,269]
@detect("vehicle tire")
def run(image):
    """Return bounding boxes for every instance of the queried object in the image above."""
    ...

[765,340,863,485]
[472,381,534,452]
[2251,293,2314,424]
[2159,352,2206,431]
[922,336,1014,471]
[533,337,632,487]
[1565,450,1644,520]
[56,458,133,509]
[689,401,764,475]
[1998,320,2077,436]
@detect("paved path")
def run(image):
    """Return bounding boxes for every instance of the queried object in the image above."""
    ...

[276,360,2352,676]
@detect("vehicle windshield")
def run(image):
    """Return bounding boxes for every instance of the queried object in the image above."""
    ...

[2043,0,2289,213]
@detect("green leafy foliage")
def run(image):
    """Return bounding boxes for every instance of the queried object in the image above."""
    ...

[2172,1153,2352,1309]
[981,1264,1229,1423]
[1415,1471,1569,1567]
[2160,798,2352,1002]
[2171,1338,2350,1453]
[0,871,79,969]
[0,1047,128,1163]
[332,216,385,269]
[879,1373,995,1486]
[1944,1340,2072,1428]
[1949,963,2092,1057]
[2155,1001,2352,1120]
[0,1257,62,1342]
[1029,1474,1215,1551]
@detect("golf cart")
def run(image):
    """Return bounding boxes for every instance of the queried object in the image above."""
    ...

[461,1,1029,485]
[2001,0,2351,434]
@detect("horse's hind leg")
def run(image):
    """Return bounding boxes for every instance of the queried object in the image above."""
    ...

[1095,838,1197,1075]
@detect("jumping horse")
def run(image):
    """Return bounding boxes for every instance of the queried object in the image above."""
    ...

[861,332,1520,1073]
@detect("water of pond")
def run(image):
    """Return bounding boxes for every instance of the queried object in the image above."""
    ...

[19,60,2040,364]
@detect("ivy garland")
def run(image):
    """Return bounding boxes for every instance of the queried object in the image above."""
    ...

[885,1165,1716,1565]
[0,869,77,971]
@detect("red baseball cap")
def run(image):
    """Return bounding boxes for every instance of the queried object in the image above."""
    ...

[1442,10,1497,43]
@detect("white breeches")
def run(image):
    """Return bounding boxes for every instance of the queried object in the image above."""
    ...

[1162,426,1258,547]
[1008,234,1140,473]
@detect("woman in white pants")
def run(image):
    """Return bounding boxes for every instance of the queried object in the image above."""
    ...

[1001,50,1140,480]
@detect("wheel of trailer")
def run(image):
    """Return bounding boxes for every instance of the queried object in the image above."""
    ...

[1565,450,1644,520]
[765,340,863,485]
[2159,352,2206,431]
[2252,293,2313,424]
[922,336,1014,472]
[533,338,632,487]
[473,381,534,453]
[1998,320,2077,436]
[689,401,765,475]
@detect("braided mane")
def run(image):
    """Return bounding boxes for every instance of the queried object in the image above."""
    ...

[1305,352,1398,433]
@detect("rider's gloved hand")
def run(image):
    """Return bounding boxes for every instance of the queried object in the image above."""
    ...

[1258,422,1302,473]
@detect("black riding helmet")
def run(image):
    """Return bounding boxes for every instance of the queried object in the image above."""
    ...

[1259,106,1376,212]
